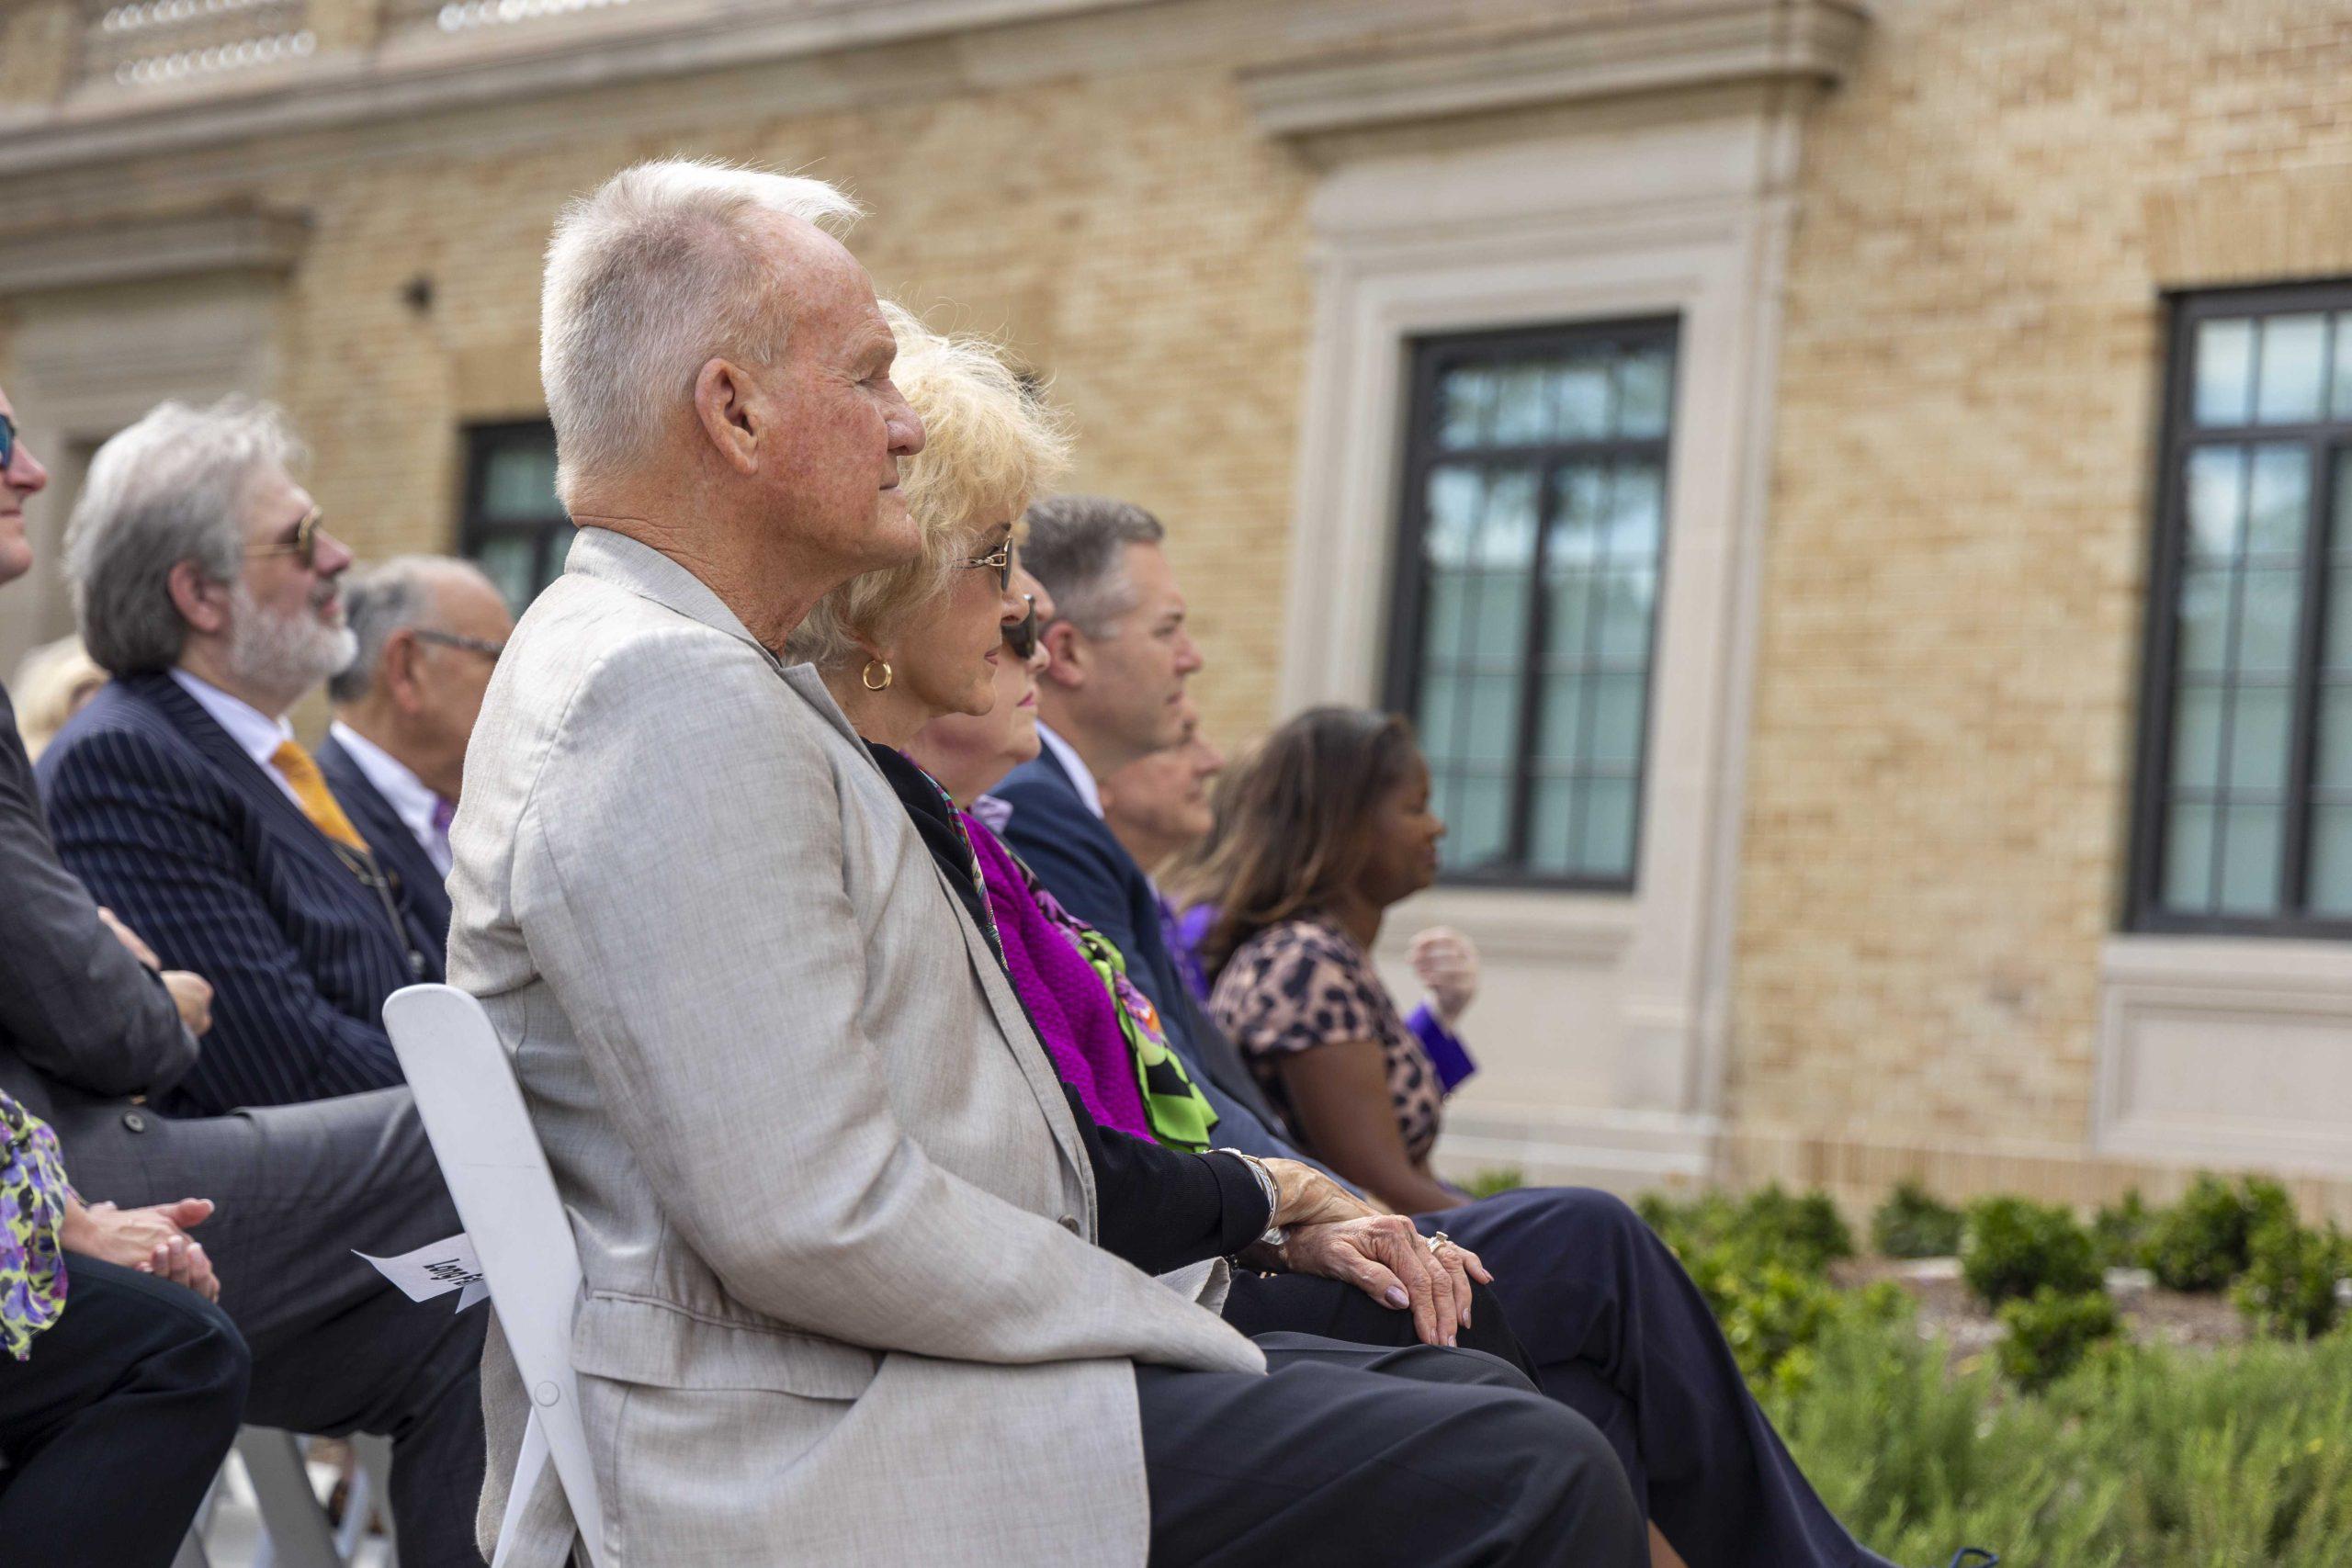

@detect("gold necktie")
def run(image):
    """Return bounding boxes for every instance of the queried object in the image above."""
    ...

[270,739,373,855]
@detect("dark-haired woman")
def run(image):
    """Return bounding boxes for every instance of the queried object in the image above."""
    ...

[1184,706,1465,1214]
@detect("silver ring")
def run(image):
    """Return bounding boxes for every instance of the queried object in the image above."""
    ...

[1426,1231,1453,1257]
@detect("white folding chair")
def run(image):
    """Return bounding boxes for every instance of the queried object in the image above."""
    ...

[382,984,605,1568]
[179,1427,395,1567]
[237,1427,340,1568]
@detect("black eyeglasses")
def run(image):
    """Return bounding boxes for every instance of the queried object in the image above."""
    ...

[0,412,15,472]
[243,504,324,569]
[1004,595,1038,660]
[413,628,505,663]
[963,536,1014,592]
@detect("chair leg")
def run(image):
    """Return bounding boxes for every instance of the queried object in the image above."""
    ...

[174,1463,226,1568]
[491,1410,549,1568]
[349,1432,398,1564]
[235,1427,344,1568]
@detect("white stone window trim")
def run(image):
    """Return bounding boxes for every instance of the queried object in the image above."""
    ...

[2095,934,2352,1176]
[1272,101,1812,1188]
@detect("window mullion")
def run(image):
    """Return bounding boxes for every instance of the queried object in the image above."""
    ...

[1507,454,1558,869]
[2282,435,2338,913]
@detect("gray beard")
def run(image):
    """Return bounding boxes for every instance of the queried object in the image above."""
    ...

[224,582,357,697]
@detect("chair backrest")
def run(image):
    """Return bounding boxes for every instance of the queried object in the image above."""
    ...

[382,983,605,1565]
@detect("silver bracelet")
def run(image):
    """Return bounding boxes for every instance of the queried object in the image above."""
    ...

[1214,1147,1286,1249]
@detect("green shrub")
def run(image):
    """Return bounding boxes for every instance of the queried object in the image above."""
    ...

[2093,1189,2156,1270]
[1770,1307,2352,1566]
[1996,1286,2122,1393]
[2234,1219,2348,1340]
[1872,1179,1964,1258]
[1638,1190,1739,1262]
[1744,1185,1856,1273]
[1640,1184,1852,1278]
[1960,1195,2100,1305]
[2145,1173,2294,1292]
[1681,1247,1907,1397]
[1461,1167,1524,1200]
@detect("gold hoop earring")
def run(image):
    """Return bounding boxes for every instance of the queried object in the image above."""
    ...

[861,659,894,692]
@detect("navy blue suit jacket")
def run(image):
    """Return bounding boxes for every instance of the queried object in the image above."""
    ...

[997,749,1194,1028]
[319,732,451,962]
[37,671,437,1115]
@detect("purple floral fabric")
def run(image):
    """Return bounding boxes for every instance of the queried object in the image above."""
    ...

[0,1091,73,1360]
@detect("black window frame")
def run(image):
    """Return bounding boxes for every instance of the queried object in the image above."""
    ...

[1383,316,1680,892]
[2129,280,2352,937]
[457,419,569,606]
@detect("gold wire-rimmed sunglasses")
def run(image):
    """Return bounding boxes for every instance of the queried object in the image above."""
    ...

[243,504,325,569]
[963,535,1015,592]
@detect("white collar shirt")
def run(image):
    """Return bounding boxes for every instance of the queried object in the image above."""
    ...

[328,720,453,875]
[169,668,300,807]
[1035,722,1104,820]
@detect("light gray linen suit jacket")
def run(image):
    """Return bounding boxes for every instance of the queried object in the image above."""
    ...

[446,528,1264,1566]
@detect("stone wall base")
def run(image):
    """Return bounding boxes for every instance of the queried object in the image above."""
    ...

[1437,1117,2352,1226]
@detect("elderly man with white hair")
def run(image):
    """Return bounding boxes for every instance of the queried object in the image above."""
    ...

[449,158,1643,1567]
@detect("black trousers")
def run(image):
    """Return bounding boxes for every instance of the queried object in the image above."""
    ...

[1221,1269,1534,1378]
[62,1087,489,1568]
[1431,1188,1895,1568]
[1137,1331,1645,1567]
[0,1253,250,1568]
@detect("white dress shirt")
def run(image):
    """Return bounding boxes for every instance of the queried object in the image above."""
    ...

[169,668,300,807]
[328,720,453,875]
[1035,722,1105,820]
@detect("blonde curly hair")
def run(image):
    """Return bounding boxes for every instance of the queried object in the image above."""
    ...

[786,304,1070,670]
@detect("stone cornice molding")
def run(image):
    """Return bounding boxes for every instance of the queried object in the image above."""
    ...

[0,0,1165,180]
[1239,0,1870,140]
[0,206,311,293]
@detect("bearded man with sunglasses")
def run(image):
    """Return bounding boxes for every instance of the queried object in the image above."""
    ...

[40,399,444,1119]
[3,392,489,1564]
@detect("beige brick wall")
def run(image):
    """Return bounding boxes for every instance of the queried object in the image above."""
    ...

[1731,0,2352,1208]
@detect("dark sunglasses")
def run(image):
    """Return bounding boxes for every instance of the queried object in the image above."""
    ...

[1004,595,1039,660]
[243,504,325,569]
[963,536,1014,592]
[0,412,15,472]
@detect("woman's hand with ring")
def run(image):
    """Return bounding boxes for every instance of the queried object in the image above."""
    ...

[1422,1230,1492,1333]
[1274,1213,1467,1346]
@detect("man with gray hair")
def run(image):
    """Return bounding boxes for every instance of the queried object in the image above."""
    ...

[322,556,514,956]
[452,157,1637,1567]
[1020,495,1204,795]
[17,394,488,1564]
[40,398,439,1114]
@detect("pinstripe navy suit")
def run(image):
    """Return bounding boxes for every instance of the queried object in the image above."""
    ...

[36,670,439,1116]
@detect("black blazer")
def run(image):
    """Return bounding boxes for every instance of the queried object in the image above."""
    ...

[866,740,1269,1274]
[318,731,452,962]
[0,682,197,1130]
[37,671,438,1115]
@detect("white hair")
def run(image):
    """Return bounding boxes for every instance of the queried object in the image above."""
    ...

[539,158,865,505]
